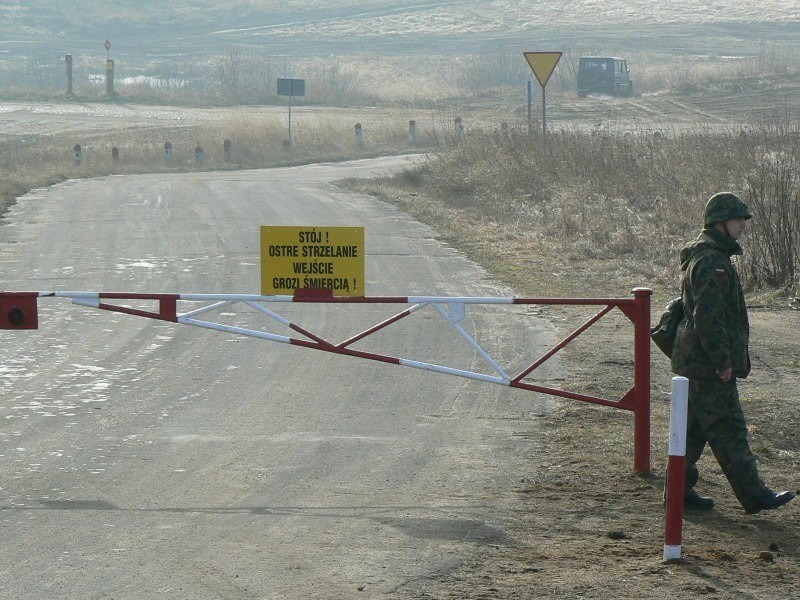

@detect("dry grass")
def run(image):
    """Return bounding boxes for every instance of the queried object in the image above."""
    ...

[0,112,426,218]
[351,121,800,293]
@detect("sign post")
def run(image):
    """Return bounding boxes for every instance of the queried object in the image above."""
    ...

[104,38,114,98]
[527,80,535,133]
[277,78,306,150]
[523,52,562,150]
[261,226,365,297]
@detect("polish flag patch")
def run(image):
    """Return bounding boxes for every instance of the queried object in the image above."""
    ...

[715,268,726,276]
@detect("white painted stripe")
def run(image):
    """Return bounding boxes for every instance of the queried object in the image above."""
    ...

[432,303,511,382]
[669,377,689,456]
[179,300,236,319]
[178,317,292,343]
[54,291,101,299]
[245,301,292,326]
[71,297,101,308]
[663,544,681,561]
[179,293,294,302]
[398,358,510,385]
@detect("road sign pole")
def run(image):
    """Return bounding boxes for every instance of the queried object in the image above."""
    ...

[522,52,561,149]
[277,78,305,151]
[527,81,533,134]
[288,93,293,150]
[541,83,547,150]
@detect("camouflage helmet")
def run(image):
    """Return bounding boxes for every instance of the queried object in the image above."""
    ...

[704,192,753,226]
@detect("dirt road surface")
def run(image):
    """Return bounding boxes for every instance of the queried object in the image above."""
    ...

[0,156,564,598]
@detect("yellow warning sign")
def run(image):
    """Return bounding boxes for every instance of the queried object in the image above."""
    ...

[261,226,365,296]
[523,52,563,87]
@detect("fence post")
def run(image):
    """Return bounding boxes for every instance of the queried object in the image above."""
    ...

[73,143,83,165]
[224,139,233,162]
[111,146,119,162]
[632,287,652,474]
[409,120,416,146]
[664,376,688,561]
[195,145,204,163]
[164,141,173,161]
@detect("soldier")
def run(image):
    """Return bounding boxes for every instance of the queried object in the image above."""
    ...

[671,192,795,514]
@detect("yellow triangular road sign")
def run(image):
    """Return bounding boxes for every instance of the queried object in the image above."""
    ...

[523,52,562,87]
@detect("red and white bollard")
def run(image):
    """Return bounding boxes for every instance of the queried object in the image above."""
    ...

[663,375,688,561]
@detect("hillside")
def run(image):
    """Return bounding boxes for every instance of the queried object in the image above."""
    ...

[2,1,799,59]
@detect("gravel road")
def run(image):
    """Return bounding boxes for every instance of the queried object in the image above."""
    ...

[0,157,561,599]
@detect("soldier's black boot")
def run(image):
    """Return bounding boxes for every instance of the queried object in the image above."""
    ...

[745,490,795,515]
[684,488,715,510]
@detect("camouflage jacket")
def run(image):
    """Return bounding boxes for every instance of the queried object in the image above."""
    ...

[671,227,751,379]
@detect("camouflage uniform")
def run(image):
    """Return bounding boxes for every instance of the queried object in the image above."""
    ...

[671,196,769,512]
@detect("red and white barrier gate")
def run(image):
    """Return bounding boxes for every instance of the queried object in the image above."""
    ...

[2,287,652,473]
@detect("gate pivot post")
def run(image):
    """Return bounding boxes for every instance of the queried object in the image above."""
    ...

[632,287,652,474]
[159,296,178,321]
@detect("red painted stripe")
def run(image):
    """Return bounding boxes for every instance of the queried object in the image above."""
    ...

[97,302,178,322]
[289,338,402,365]
[336,308,413,348]
[510,380,635,410]
[326,296,410,304]
[664,455,686,546]
[513,304,615,383]
[289,323,333,347]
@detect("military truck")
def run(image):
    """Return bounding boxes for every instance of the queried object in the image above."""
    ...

[577,57,633,98]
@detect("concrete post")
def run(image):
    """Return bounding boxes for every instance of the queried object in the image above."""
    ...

[105,59,115,97]
[111,146,119,162]
[73,144,83,165]
[195,145,204,163]
[224,139,233,162]
[409,120,416,146]
[164,141,173,161]
[355,123,364,148]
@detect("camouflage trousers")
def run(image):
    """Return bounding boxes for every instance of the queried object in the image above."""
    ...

[685,376,769,511]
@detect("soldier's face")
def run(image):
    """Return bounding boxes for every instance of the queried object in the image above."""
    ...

[724,217,749,240]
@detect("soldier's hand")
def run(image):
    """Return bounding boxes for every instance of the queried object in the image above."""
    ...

[716,367,733,382]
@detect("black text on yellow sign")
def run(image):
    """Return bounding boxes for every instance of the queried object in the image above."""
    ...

[261,226,365,296]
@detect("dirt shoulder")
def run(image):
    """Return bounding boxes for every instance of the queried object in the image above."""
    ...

[345,179,800,598]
